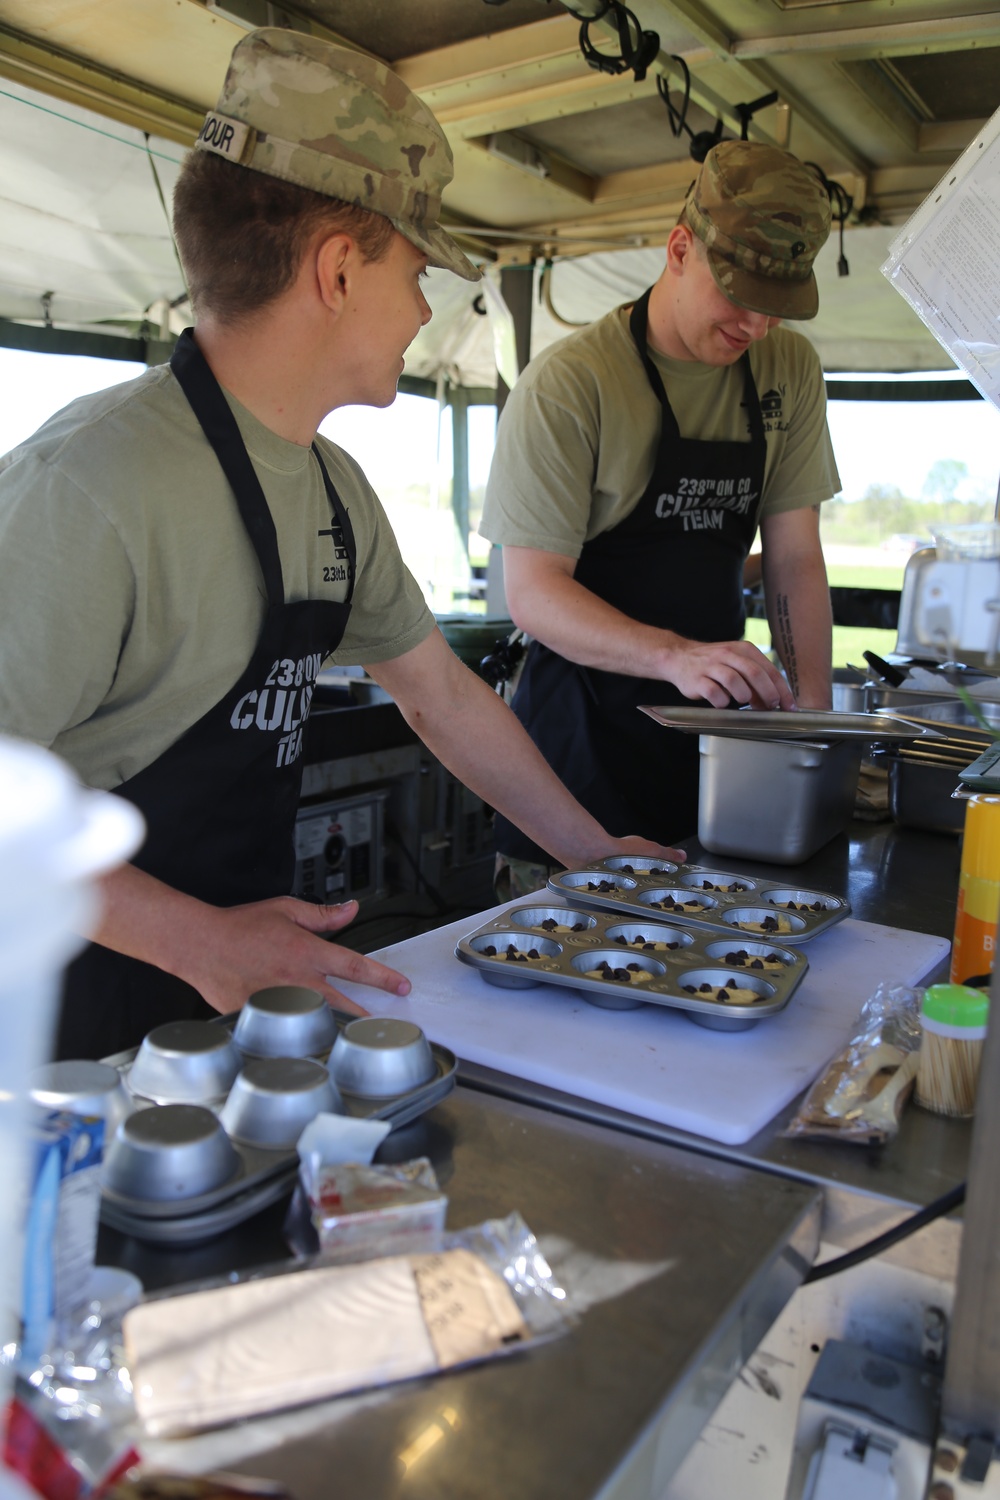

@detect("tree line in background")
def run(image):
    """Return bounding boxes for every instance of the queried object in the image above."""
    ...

[822,459,996,545]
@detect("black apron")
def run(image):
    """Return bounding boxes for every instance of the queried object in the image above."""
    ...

[495,289,767,863]
[57,330,357,1060]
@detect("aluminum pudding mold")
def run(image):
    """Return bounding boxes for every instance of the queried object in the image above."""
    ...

[30,1059,131,1132]
[99,1013,457,1238]
[329,1017,438,1100]
[219,1056,342,1149]
[126,1021,242,1105]
[231,985,338,1059]
[102,1103,240,1203]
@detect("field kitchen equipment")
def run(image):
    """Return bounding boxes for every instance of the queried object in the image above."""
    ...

[639,707,943,862]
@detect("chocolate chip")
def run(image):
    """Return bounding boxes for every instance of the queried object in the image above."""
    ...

[750,958,764,969]
[718,988,730,1000]
[484,945,497,956]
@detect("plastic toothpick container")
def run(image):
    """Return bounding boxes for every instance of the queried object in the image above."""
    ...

[916,983,990,1118]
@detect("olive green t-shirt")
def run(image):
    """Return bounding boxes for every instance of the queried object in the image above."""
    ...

[480,305,840,556]
[0,364,434,790]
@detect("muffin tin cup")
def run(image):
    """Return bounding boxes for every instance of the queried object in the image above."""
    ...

[126,1020,242,1106]
[547,862,848,944]
[99,1012,457,1239]
[457,901,808,1028]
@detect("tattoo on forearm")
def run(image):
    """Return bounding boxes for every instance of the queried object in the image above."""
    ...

[775,593,800,699]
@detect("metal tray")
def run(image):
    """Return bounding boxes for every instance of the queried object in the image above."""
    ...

[456,896,809,1030]
[98,1014,457,1244]
[638,705,944,742]
[545,859,850,945]
[98,1166,299,1247]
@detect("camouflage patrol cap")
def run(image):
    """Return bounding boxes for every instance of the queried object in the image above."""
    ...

[680,141,831,319]
[194,27,480,282]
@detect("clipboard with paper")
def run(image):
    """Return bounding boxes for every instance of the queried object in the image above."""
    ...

[881,105,1000,414]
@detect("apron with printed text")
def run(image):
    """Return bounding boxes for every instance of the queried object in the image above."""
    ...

[57,330,356,1060]
[494,288,767,863]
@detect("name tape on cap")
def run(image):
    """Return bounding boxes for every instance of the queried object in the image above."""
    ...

[196,112,256,165]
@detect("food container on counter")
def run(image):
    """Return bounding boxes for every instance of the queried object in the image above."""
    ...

[547,858,848,942]
[98,1012,457,1245]
[697,734,864,863]
[457,886,813,1031]
[885,755,964,835]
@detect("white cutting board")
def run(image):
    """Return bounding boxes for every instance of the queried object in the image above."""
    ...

[333,899,950,1146]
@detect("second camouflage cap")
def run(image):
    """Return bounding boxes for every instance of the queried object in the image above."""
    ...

[682,140,831,319]
[194,27,480,282]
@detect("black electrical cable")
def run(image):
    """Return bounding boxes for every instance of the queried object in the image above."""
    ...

[805,159,853,277]
[803,1180,966,1284]
[578,1,659,83]
[656,56,691,140]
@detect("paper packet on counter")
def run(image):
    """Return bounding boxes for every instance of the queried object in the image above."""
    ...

[308,1158,447,1264]
[123,1213,565,1438]
[784,982,923,1145]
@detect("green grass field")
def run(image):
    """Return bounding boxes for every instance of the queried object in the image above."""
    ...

[747,553,902,668]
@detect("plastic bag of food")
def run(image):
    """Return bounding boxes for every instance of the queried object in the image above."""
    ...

[783,982,923,1145]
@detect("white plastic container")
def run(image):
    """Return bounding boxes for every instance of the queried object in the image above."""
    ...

[0,737,143,1399]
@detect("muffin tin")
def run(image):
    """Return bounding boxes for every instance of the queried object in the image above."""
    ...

[546,857,850,944]
[455,897,809,1030]
[97,1000,457,1246]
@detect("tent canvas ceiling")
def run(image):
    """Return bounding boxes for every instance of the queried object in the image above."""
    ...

[0,0,998,380]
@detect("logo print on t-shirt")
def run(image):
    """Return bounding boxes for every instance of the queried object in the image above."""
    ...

[318,514,349,584]
[760,385,788,433]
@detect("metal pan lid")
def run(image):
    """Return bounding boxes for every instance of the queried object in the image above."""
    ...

[638,705,945,742]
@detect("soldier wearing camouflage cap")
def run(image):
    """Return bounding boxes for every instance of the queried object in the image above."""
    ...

[0,27,676,1059]
[482,138,841,896]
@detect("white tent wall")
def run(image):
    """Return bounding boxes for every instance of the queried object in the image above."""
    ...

[0,80,186,336]
[0,75,959,382]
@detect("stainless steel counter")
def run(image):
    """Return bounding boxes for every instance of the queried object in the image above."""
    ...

[98,818,962,1495]
[102,1089,820,1500]
[461,819,969,1228]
